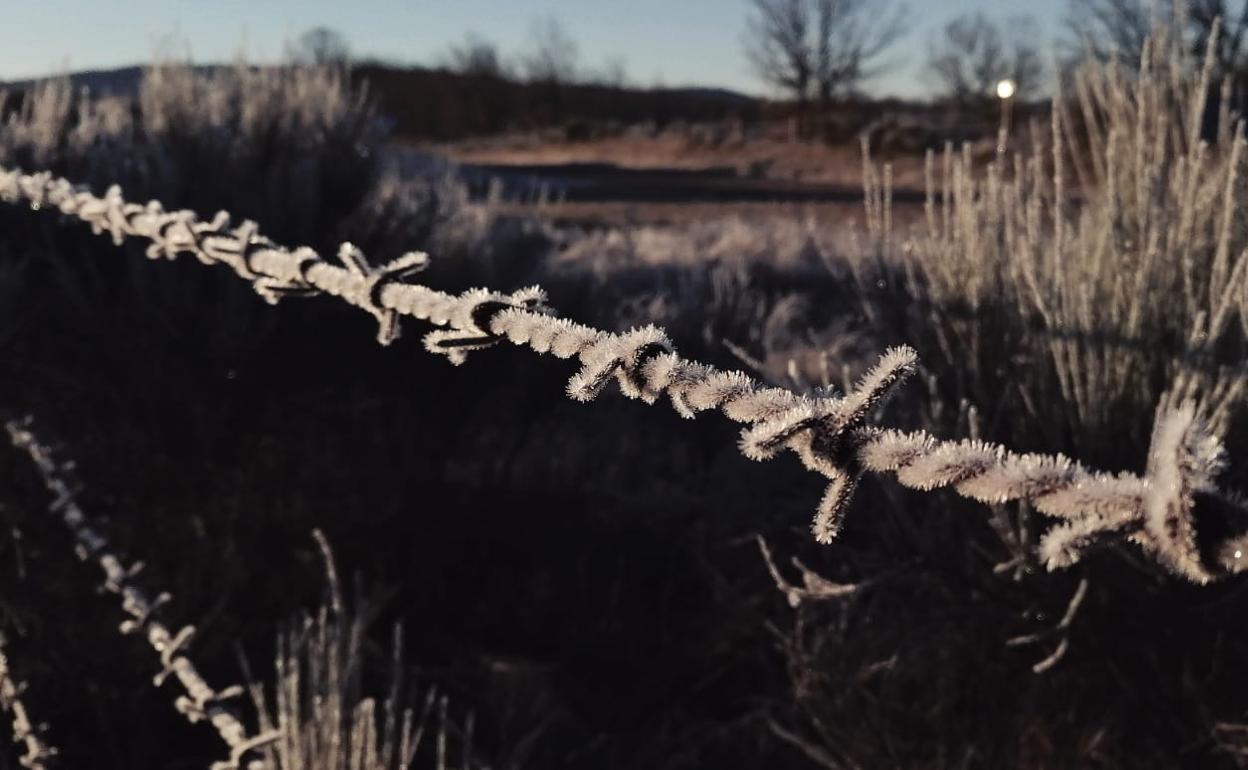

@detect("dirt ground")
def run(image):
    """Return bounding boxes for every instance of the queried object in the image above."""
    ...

[481,198,926,229]
[437,125,933,189]
[419,116,1038,226]
[422,122,966,226]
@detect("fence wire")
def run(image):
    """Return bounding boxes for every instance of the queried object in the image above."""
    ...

[5,418,279,770]
[0,630,56,770]
[2,164,1248,584]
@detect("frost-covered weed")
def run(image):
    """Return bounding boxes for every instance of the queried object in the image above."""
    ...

[0,61,465,260]
[246,532,451,770]
[854,24,1248,463]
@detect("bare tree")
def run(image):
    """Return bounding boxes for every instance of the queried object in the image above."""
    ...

[1064,0,1248,74]
[744,0,906,135]
[1189,0,1248,75]
[928,13,1044,104]
[811,0,907,101]
[291,26,351,67]
[445,33,507,78]
[744,0,816,111]
[521,16,580,85]
[1064,0,1155,63]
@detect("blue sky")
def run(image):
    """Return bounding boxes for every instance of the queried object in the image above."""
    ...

[2,0,1066,97]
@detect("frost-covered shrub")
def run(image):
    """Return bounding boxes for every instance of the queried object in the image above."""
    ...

[848,25,1248,468]
[248,534,452,770]
[0,62,455,259]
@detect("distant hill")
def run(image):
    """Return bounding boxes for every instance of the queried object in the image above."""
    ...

[353,64,763,141]
[4,65,144,96]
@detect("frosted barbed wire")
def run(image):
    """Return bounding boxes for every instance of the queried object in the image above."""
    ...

[0,632,56,770]
[3,164,1248,582]
[4,419,279,770]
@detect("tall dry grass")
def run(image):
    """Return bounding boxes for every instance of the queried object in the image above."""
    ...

[851,23,1248,467]
[247,532,455,770]
[757,22,1248,768]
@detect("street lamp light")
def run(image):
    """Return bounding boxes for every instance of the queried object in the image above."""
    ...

[996,78,1017,100]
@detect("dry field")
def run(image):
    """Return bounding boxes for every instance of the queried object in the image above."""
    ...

[441,126,919,184]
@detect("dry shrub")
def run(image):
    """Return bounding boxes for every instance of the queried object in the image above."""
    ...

[849,24,1248,468]
[248,533,461,770]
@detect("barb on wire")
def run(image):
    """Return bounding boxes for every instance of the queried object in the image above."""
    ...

[0,632,57,770]
[3,165,1248,582]
[4,418,279,770]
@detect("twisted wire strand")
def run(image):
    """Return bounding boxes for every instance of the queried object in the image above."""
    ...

[0,632,56,770]
[3,165,1248,582]
[4,419,279,770]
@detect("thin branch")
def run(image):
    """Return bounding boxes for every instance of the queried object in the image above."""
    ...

[756,535,860,607]
[1005,577,1090,673]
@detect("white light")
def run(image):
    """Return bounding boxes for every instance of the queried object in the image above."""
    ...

[996,79,1017,100]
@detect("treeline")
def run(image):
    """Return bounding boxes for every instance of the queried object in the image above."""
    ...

[352,64,763,142]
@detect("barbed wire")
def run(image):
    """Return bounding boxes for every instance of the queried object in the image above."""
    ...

[3,164,1248,582]
[5,418,279,770]
[0,632,56,770]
